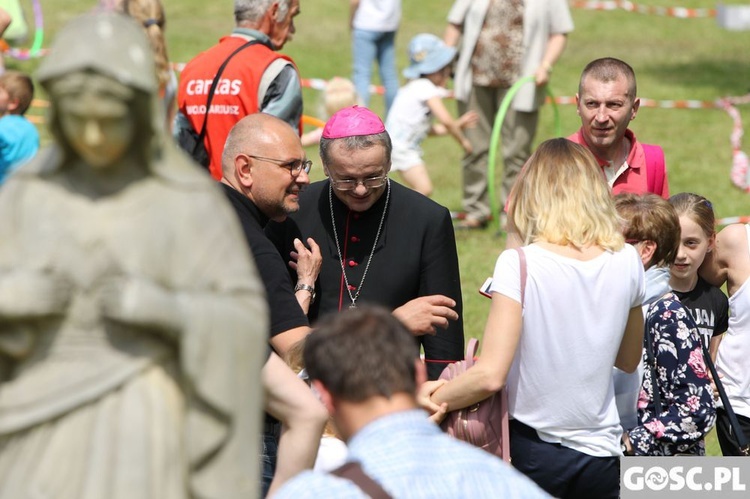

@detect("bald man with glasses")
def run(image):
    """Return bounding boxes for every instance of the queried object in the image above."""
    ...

[267,106,464,380]
[220,113,326,496]
[221,113,320,355]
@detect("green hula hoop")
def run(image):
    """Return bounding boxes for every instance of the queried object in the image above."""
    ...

[487,76,561,233]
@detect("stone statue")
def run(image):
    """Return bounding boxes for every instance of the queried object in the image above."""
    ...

[0,13,268,499]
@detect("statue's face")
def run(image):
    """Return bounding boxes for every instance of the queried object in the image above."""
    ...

[53,72,136,168]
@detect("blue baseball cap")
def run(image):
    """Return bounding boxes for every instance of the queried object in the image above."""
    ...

[403,33,456,80]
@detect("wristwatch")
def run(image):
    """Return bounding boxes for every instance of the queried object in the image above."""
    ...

[294,283,316,303]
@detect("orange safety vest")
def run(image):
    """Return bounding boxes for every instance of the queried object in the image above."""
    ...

[178,36,300,180]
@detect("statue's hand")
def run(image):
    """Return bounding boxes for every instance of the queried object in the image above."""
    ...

[0,270,71,319]
[99,276,181,339]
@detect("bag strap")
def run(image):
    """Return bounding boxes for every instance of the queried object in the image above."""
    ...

[514,247,527,307]
[642,144,666,196]
[331,462,393,499]
[194,39,261,152]
[701,342,750,455]
[465,337,479,367]
[500,247,527,463]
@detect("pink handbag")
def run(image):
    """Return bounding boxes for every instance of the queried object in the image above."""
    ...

[438,248,526,462]
[438,338,510,461]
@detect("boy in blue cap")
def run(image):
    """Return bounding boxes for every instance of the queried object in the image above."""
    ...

[385,33,476,197]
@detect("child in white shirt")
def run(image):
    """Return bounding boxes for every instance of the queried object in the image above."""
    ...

[301,77,359,147]
[385,33,477,197]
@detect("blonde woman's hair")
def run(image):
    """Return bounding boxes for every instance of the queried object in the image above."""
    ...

[508,138,624,251]
[121,0,171,91]
[321,77,359,119]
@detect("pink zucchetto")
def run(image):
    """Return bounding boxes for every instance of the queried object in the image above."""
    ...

[322,105,386,139]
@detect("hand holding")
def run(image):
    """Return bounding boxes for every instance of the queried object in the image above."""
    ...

[535,64,551,86]
[417,379,447,418]
[428,402,449,425]
[393,295,459,336]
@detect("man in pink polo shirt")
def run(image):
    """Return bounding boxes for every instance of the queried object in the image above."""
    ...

[568,57,669,198]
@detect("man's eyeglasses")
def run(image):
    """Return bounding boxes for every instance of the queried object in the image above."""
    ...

[329,174,388,191]
[249,155,312,177]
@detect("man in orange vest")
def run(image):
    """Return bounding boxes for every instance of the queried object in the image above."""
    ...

[177,0,303,180]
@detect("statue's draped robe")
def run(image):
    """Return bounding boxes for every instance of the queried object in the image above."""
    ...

[0,146,268,499]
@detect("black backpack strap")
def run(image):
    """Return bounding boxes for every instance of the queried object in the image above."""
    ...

[701,342,750,455]
[331,462,392,499]
[195,39,260,150]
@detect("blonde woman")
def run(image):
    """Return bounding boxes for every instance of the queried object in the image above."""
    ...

[420,139,645,499]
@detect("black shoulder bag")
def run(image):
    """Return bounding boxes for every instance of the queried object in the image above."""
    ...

[177,40,260,168]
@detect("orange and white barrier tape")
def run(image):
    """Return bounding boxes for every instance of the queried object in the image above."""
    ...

[719,99,750,193]
[301,77,386,96]
[570,1,716,18]
[300,78,746,109]
[716,216,750,226]
[548,95,735,110]
[25,85,750,197]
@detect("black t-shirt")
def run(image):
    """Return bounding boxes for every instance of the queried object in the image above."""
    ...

[223,184,309,428]
[222,183,309,339]
[673,277,729,348]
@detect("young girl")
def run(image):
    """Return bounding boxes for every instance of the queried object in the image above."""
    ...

[669,193,728,360]
[300,77,359,147]
[385,33,477,197]
[615,193,716,456]
[420,139,645,498]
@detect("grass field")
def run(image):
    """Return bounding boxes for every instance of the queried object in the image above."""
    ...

[8,0,750,455]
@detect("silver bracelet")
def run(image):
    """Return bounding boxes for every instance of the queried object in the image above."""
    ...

[294,283,316,303]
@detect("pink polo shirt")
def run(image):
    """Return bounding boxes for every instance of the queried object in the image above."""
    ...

[567,127,670,199]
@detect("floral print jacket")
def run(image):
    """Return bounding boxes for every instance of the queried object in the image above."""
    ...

[627,294,717,456]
